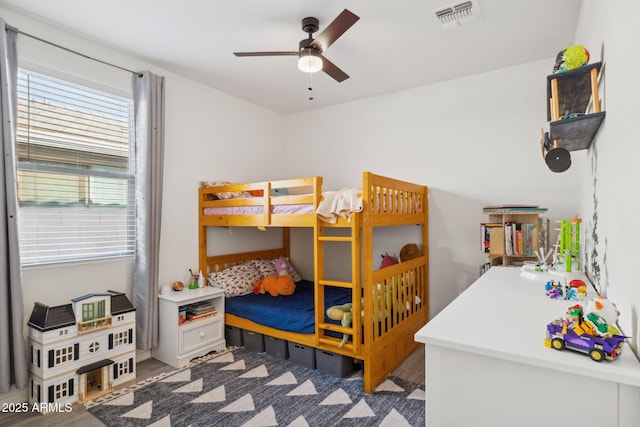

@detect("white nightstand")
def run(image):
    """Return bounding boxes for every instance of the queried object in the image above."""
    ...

[153,286,226,368]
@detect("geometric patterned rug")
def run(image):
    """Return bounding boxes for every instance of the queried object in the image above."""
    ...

[86,347,425,426]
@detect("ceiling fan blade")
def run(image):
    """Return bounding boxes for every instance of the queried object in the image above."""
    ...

[234,51,298,57]
[311,9,359,52]
[322,56,349,82]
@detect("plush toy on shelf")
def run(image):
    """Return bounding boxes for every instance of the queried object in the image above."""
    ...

[553,45,590,73]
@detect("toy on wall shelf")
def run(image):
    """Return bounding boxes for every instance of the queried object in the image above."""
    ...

[544,296,627,362]
[553,45,590,73]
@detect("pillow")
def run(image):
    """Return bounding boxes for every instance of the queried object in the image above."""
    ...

[208,263,261,297]
[249,257,302,282]
[270,188,289,196]
[249,259,276,278]
[201,181,252,199]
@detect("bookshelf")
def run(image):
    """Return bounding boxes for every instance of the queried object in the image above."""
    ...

[481,206,548,269]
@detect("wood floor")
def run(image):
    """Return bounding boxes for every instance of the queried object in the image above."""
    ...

[3,344,425,427]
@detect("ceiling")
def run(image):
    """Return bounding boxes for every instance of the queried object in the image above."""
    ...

[0,0,581,115]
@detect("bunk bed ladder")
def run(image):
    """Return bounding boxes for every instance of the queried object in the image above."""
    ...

[314,213,362,354]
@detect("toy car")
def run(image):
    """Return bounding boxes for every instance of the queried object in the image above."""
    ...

[545,318,626,362]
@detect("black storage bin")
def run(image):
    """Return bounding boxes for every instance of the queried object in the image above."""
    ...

[265,336,288,360]
[225,325,243,347]
[287,342,316,369]
[315,348,357,378]
[242,330,265,352]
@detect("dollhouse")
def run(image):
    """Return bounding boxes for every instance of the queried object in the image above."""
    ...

[27,291,136,411]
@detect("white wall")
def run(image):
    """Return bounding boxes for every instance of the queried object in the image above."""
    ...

[575,0,640,354]
[284,59,585,317]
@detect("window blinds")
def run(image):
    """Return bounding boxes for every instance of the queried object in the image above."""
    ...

[16,70,136,265]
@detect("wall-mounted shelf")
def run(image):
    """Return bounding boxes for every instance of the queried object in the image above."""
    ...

[548,111,606,151]
[542,61,605,171]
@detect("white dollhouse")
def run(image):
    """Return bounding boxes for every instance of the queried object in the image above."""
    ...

[27,291,136,411]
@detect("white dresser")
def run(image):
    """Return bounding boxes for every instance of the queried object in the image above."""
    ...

[415,267,640,427]
[154,286,226,368]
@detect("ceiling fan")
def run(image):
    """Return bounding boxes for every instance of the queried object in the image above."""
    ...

[233,9,360,82]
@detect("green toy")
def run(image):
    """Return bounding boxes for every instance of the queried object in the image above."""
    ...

[326,285,400,348]
[326,303,354,348]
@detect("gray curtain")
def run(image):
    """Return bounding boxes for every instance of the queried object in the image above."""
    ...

[0,20,27,392]
[133,71,165,350]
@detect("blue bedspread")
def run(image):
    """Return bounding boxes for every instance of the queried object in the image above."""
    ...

[225,280,351,334]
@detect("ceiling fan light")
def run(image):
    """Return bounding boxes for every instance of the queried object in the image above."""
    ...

[298,48,323,73]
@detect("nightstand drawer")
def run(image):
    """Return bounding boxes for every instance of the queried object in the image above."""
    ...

[179,315,223,355]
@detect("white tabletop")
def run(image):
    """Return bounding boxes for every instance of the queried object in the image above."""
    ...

[415,266,640,387]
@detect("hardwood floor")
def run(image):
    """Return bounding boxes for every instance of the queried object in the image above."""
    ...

[3,344,425,427]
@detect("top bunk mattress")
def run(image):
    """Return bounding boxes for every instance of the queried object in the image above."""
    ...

[203,203,314,216]
[225,280,351,334]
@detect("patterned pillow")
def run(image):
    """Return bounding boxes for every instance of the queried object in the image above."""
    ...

[208,263,261,297]
[249,259,276,278]
[201,181,252,199]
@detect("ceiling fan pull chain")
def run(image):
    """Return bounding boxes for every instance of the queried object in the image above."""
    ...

[308,73,314,101]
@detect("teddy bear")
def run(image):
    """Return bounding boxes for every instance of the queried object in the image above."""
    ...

[253,256,296,296]
[254,275,295,296]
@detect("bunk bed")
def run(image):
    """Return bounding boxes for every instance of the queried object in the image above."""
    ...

[198,172,429,393]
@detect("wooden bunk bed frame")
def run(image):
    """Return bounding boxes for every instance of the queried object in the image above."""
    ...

[198,172,429,393]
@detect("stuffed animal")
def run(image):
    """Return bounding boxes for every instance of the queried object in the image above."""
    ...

[326,303,354,348]
[399,243,422,262]
[379,252,398,268]
[553,45,590,73]
[254,274,295,297]
[272,256,295,276]
[326,286,402,348]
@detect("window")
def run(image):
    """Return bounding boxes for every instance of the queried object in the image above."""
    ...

[113,330,130,347]
[55,346,74,365]
[117,359,132,377]
[16,69,135,265]
[54,381,68,400]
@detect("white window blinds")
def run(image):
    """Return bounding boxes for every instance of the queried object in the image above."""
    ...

[16,69,136,265]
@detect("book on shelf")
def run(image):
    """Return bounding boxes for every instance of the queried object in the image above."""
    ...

[483,222,537,256]
[186,310,218,321]
[481,223,503,252]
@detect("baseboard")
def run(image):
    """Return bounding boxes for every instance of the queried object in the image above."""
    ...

[137,348,152,361]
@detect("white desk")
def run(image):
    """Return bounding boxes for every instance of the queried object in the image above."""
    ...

[415,267,640,427]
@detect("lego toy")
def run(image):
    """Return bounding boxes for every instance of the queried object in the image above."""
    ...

[544,296,627,362]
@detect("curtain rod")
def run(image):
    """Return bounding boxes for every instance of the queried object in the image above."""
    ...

[7,24,142,77]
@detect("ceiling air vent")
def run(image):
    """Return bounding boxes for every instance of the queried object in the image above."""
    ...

[434,1,482,29]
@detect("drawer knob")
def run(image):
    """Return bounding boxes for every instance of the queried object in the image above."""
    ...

[200,332,205,338]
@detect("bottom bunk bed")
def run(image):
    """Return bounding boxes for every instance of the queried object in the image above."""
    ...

[204,245,428,393]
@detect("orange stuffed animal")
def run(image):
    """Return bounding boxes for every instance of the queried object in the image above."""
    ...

[254,274,295,296]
